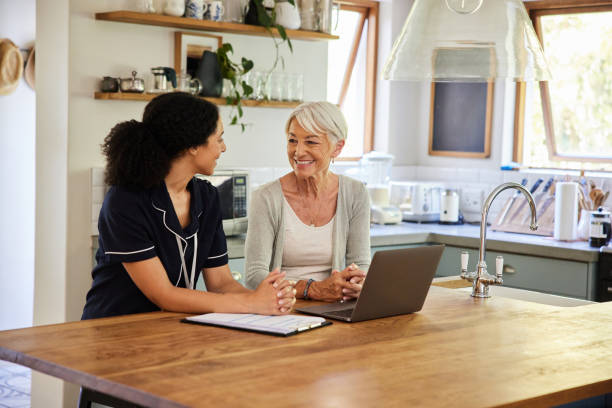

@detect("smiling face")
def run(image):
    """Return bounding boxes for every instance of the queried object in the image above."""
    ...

[192,117,226,175]
[286,119,344,179]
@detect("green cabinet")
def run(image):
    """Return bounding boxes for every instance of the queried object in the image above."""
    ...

[371,244,597,300]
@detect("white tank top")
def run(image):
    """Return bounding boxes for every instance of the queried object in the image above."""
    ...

[281,195,334,282]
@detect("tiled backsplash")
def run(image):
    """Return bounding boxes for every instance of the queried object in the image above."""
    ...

[90,166,612,235]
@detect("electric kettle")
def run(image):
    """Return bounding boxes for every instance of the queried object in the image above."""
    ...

[150,67,177,93]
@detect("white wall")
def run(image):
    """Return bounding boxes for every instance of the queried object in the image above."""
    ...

[0,0,36,331]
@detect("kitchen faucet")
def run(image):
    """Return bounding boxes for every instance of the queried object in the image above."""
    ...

[460,182,538,298]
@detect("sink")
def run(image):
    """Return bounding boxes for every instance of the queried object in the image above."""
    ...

[457,286,594,307]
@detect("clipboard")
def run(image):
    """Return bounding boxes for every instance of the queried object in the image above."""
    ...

[182,313,332,337]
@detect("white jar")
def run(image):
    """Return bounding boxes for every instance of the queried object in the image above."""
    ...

[163,0,186,16]
[440,189,459,223]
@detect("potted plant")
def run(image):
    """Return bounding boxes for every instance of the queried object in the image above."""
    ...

[217,0,296,131]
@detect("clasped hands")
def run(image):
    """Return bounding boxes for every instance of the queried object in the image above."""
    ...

[252,268,296,315]
[309,264,366,302]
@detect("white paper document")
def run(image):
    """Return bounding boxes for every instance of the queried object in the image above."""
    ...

[184,313,329,336]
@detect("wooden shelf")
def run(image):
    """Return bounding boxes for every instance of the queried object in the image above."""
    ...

[94,92,301,108]
[95,11,339,41]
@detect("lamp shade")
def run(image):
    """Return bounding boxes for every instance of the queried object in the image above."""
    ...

[382,0,551,82]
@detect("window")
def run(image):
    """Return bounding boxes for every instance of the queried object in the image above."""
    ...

[327,0,378,159]
[515,1,612,171]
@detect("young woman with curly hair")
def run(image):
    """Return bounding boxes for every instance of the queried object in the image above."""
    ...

[82,92,295,319]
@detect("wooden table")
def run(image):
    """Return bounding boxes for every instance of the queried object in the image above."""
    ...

[1,286,612,407]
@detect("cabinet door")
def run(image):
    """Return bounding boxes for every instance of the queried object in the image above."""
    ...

[439,246,589,299]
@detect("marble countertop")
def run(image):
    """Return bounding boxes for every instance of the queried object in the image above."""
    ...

[227,222,601,262]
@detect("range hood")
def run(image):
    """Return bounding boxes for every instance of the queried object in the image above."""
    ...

[382,0,551,82]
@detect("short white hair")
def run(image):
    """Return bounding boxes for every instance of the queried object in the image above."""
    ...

[285,101,348,144]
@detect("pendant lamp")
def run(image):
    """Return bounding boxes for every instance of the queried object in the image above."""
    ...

[382,0,551,82]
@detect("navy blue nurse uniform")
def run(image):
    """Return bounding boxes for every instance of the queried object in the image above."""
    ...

[82,178,228,319]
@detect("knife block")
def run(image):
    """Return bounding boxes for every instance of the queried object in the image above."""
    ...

[491,191,555,236]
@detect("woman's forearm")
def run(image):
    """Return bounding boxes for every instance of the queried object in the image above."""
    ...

[154,285,255,314]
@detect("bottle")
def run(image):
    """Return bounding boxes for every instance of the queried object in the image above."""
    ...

[589,207,611,248]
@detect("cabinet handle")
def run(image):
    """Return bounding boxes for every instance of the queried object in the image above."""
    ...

[607,287,612,293]
[503,265,516,275]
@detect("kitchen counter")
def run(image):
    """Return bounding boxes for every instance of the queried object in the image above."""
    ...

[227,222,600,262]
[1,286,611,407]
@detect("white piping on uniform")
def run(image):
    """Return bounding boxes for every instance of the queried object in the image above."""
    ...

[153,202,202,289]
[208,251,228,259]
[105,246,155,255]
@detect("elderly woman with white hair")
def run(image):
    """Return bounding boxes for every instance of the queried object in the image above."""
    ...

[245,101,370,302]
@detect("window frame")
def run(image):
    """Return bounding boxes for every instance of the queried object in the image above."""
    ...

[332,0,379,160]
[514,0,612,165]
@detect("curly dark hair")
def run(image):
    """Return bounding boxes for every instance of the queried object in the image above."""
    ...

[102,92,219,189]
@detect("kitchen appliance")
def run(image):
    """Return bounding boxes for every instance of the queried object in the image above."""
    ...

[389,181,443,222]
[360,152,401,225]
[100,76,119,92]
[439,189,460,224]
[119,71,145,93]
[195,170,248,236]
[150,67,177,93]
[589,207,611,248]
[597,245,612,301]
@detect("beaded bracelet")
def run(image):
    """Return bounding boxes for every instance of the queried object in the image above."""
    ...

[303,278,314,300]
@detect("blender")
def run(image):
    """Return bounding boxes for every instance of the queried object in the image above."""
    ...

[360,151,402,224]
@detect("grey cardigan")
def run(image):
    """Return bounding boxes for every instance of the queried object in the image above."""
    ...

[245,175,371,289]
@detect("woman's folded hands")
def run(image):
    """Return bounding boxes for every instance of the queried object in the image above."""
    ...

[309,264,366,302]
[250,269,297,315]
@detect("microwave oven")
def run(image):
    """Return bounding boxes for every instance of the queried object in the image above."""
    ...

[195,170,248,236]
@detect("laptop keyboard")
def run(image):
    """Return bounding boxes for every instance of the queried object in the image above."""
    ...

[325,308,354,318]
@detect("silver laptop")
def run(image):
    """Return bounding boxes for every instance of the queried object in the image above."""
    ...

[296,245,444,322]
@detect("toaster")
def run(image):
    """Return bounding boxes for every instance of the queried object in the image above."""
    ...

[389,181,443,222]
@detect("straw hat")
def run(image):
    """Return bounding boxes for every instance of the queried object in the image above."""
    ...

[24,47,35,90]
[0,39,23,95]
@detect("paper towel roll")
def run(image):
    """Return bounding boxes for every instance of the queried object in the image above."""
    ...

[554,182,579,241]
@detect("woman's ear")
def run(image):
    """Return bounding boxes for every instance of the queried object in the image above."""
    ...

[332,140,345,158]
[188,146,199,156]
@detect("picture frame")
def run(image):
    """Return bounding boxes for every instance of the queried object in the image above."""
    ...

[428,46,495,158]
[174,31,223,78]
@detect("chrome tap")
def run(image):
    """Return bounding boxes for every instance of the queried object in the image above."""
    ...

[460,182,538,298]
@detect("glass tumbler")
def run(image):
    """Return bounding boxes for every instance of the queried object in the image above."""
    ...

[288,73,303,101]
[270,72,285,101]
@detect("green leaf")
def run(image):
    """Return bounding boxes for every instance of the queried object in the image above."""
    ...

[241,123,246,132]
[287,0,295,5]
[231,116,238,125]
[286,37,293,53]
[225,96,233,105]
[242,82,253,97]
[238,104,243,117]
[241,58,254,72]
[277,25,288,41]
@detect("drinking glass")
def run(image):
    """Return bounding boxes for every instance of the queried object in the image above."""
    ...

[288,73,303,101]
[258,71,272,100]
[270,72,285,101]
